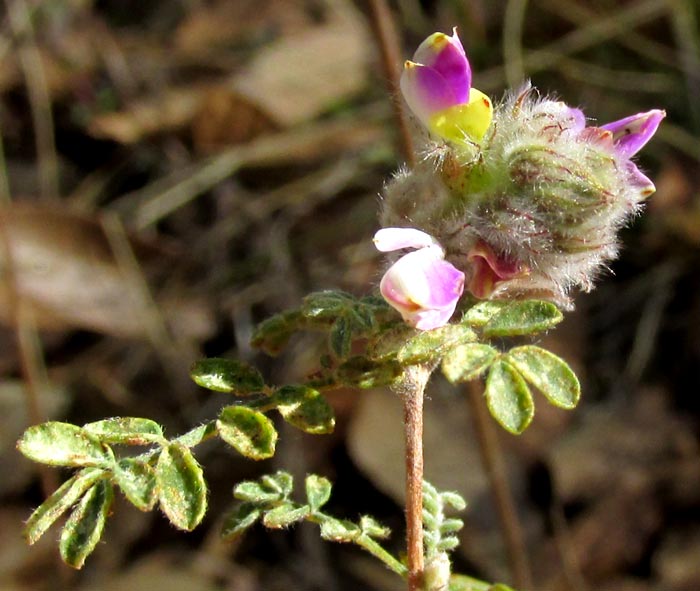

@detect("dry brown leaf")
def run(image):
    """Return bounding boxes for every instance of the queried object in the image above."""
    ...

[192,86,278,151]
[174,0,313,55]
[87,86,206,144]
[232,9,371,127]
[0,204,168,338]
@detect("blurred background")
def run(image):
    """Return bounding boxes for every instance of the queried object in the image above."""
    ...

[0,0,698,590]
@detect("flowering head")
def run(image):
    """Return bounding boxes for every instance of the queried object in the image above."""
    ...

[374,228,465,330]
[400,29,493,144]
[379,32,665,316]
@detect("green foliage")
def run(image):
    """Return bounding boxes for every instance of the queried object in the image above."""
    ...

[485,360,535,434]
[251,291,392,358]
[335,356,403,388]
[442,343,499,383]
[59,480,113,569]
[272,385,335,434]
[217,406,277,460]
[305,474,332,512]
[190,358,265,394]
[221,471,406,576]
[113,458,157,511]
[83,417,164,445]
[397,324,477,365]
[16,284,581,582]
[17,422,112,468]
[480,301,562,338]
[24,468,105,545]
[504,346,580,409]
[156,443,207,531]
[422,481,466,560]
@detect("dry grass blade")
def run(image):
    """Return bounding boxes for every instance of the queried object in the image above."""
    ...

[481,0,668,88]
[5,0,58,200]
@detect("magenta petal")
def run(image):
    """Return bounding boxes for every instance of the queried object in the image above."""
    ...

[626,162,656,198]
[600,109,665,157]
[373,227,437,252]
[410,307,457,331]
[380,247,465,330]
[400,63,459,125]
[564,106,586,132]
[412,29,470,104]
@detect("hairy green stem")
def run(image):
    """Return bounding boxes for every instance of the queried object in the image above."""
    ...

[356,535,409,578]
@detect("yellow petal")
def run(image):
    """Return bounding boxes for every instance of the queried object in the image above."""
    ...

[428,88,493,144]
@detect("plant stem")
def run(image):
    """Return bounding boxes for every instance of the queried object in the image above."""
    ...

[356,535,409,578]
[401,365,430,591]
[466,381,533,590]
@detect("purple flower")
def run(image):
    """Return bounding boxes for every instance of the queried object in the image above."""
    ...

[599,109,665,197]
[374,228,465,330]
[400,29,493,144]
[601,109,666,158]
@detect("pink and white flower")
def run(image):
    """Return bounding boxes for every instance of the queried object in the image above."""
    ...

[374,228,465,330]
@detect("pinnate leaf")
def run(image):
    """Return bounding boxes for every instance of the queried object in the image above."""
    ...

[329,315,352,358]
[461,301,509,327]
[59,480,113,569]
[336,356,402,388]
[441,344,499,383]
[18,422,111,467]
[83,417,163,445]
[301,290,354,319]
[305,474,332,512]
[273,385,335,434]
[262,502,310,528]
[505,345,580,409]
[319,517,360,542]
[114,458,157,511]
[156,443,207,531]
[24,468,105,544]
[250,311,300,356]
[397,324,476,365]
[221,502,261,540]
[482,300,562,338]
[191,358,265,394]
[485,360,534,434]
[217,406,277,460]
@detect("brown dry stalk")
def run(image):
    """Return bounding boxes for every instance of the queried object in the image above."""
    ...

[466,380,534,590]
[366,0,415,167]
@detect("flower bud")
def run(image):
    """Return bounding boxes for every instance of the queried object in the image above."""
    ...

[400,29,493,143]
